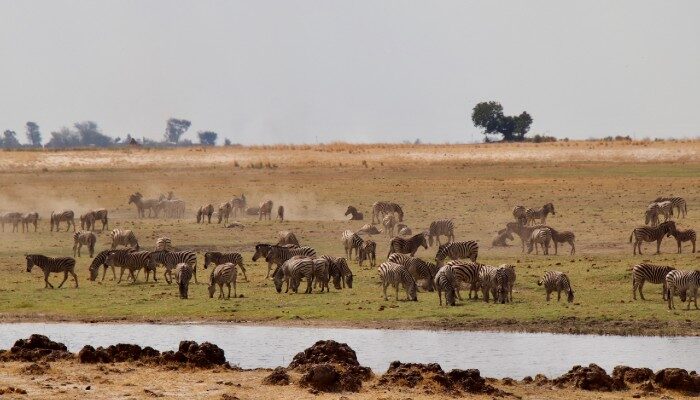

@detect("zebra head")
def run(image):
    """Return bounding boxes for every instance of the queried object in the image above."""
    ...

[407,276,418,301]
[203,252,213,269]
[344,206,356,216]
[207,282,217,298]
[272,265,285,293]
[544,203,555,215]
[567,289,575,303]
[25,255,37,272]
[252,244,271,261]
[660,220,676,236]
[128,193,142,205]
[435,243,449,265]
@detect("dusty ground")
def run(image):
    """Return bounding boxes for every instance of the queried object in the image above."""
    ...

[0,141,698,335]
[0,360,696,400]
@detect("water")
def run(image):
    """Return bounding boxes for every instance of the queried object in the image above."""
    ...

[0,323,697,378]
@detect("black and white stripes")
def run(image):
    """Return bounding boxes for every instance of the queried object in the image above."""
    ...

[428,219,455,247]
[377,262,417,301]
[435,241,478,266]
[632,263,675,300]
[538,271,574,302]
[665,269,700,310]
[26,254,78,289]
[629,221,676,255]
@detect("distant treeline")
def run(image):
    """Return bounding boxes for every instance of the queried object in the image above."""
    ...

[0,118,236,149]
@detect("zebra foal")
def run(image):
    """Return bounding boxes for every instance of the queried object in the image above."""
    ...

[208,262,238,299]
[72,230,97,257]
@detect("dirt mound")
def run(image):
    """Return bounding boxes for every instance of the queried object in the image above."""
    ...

[19,362,50,375]
[298,363,362,393]
[288,340,361,370]
[262,367,290,386]
[0,334,72,362]
[612,365,654,385]
[377,361,502,395]
[553,364,623,391]
[654,368,700,392]
[79,341,228,368]
[287,340,371,392]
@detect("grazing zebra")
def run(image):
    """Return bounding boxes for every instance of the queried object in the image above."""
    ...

[446,260,482,300]
[397,224,412,236]
[632,263,675,300]
[512,205,527,223]
[525,203,555,225]
[548,228,575,255]
[428,220,455,247]
[25,254,78,289]
[277,231,300,246]
[217,202,232,224]
[528,227,552,255]
[50,210,75,232]
[72,230,97,258]
[259,200,273,220]
[21,212,39,233]
[106,250,157,283]
[110,229,140,250]
[230,194,247,217]
[654,196,687,218]
[377,262,418,301]
[128,192,159,218]
[252,243,298,278]
[665,269,700,310]
[174,263,194,299]
[372,201,404,224]
[342,230,363,259]
[0,212,22,232]
[492,229,514,247]
[265,245,317,268]
[208,262,238,299]
[477,264,500,303]
[668,227,696,253]
[151,250,197,284]
[345,206,363,221]
[356,224,381,235]
[92,209,109,231]
[435,241,479,266]
[80,211,95,231]
[647,201,673,223]
[88,250,116,282]
[276,205,285,222]
[273,257,315,294]
[154,237,172,252]
[321,255,353,289]
[358,240,376,267]
[311,257,330,293]
[629,220,676,255]
[538,271,574,302]
[434,265,457,306]
[382,214,397,237]
[387,233,428,257]
[203,251,247,281]
[404,257,437,291]
[196,204,214,224]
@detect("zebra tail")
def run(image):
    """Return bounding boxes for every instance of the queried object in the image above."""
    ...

[628,232,633,243]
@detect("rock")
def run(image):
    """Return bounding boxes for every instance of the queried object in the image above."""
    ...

[654,368,700,392]
[263,367,290,386]
[176,341,227,367]
[289,340,362,370]
[2,334,72,362]
[553,364,622,391]
[78,345,98,363]
[377,361,501,395]
[522,376,533,383]
[612,366,654,385]
[534,374,549,386]
[299,363,341,392]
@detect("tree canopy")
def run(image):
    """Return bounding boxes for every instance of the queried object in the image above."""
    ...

[197,131,218,146]
[471,101,532,141]
[0,130,21,148]
[164,118,191,143]
[25,122,42,147]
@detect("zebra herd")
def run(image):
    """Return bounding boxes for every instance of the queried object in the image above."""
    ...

[632,263,700,310]
[634,197,695,255]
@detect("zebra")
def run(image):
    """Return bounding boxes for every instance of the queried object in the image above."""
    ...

[505,222,545,253]
[387,233,428,257]
[477,264,500,303]
[647,201,673,224]
[311,257,330,293]
[435,241,478,266]
[154,237,172,252]
[231,194,247,217]
[404,257,437,292]
[358,240,376,267]
[644,205,660,227]
[382,214,397,237]
[538,271,574,302]
[252,243,299,278]
[497,264,517,302]
[492,228,514,247]
[265,245,317,268]
[434,265,457,306]
[92,209,109,231]
[128,192,159,218]
[72,230,97,257]
[273,257,315,294]
[156,199,186,219]
[196,204,214,224]
[276,205,285,222]
[50,210,75,232]
[322,255,353,289]
[446,260,482,300]
[0,212,22,232]
[277,231,300,246]
[203,251,247,281]
[79,211,95,231]
[528,227,552,255]
[208,262,238,299]
[632,263,676,300]
[25,254,78,289]
[106,250,157,283]
[174,263,194,299]
[668,227,696,253]
[345,206,363,221]
[377,262,417,301]
[372,201,404,224]
[512,205,527,223]
[428,220,455,247]
[21,212,39,233]
[525,203,555,225]
[342,230,363,259]
[259,200,273,220]
[217,202,232,224]
[151,250,197,284]
[356,224,381,235]
[629,220,676,255]
[666,269,700,310]
[548,228,575,255]
[110,229,140,250]
[388,253,410,265]
[88,250,117,282]
[653,196,687,218]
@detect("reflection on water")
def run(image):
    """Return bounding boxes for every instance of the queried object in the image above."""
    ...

[0,323,697,378]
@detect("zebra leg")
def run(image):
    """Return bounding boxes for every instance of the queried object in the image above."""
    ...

[382,282,388,300]
[44,272,54,289]
[656,239,662,254]
[557,290,561,301]
[546,290,551,301]
[232,280,237,298]
[193,265,198,284]
[73,243,78,258]
[239,264,248,281]
[553,242,558,255]
[58,271,69,288]
[70,271,79,288]
[118,268,126,283]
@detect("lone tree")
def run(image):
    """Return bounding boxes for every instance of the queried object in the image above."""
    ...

[164,118,191,144]
[0,130,21,148]
[471,101,532,141]
[26,122,42,147]
[197,131,218,146]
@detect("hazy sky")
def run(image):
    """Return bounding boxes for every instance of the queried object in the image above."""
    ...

[1,1,698,144]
